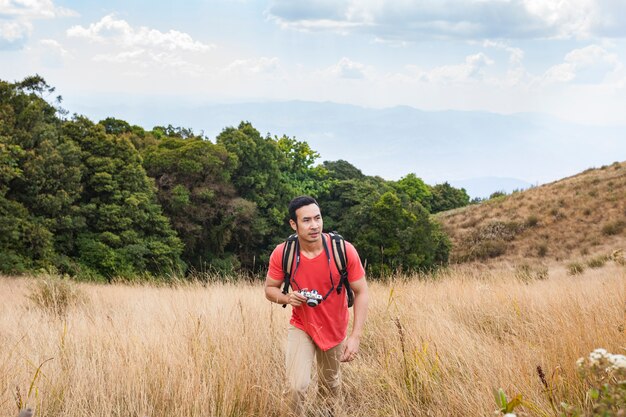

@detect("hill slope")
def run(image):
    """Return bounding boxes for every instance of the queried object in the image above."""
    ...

[436,161,626,267]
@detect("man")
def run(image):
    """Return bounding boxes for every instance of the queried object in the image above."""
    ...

[265,196,369,416]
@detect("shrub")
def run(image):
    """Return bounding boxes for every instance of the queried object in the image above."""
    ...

[586,255,609,269]
[460,217,480,229]
[456,221,523,261]
[601,220,625,236]
[567,262,585,276]
[470,240,507,260]
[611,249,625,266]
[525,215,539,228]
[489,191,507,199]
[27,275,86,317]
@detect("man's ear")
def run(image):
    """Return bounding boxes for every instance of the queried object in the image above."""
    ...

[289,219,297,232]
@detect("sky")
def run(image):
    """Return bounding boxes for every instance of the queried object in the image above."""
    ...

[2,0,626,124]
[1,0,626,188]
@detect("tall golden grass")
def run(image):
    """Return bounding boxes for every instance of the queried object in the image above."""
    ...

[1,265,624,416]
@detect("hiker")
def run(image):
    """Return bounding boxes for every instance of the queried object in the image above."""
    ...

[265,195,369,416]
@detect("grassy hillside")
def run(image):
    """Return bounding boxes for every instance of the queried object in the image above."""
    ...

[1,268,624,416]
[436,161,626,268]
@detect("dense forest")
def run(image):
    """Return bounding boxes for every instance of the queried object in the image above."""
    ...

[0,75,470,281]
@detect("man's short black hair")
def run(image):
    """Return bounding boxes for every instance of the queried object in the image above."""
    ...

[288,196,319,222]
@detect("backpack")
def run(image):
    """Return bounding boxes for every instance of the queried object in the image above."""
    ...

[281,232,354,308]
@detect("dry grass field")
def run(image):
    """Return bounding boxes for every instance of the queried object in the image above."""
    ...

[1,264,624,417]
[437,161,626,266]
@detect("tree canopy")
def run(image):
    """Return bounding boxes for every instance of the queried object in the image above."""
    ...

[0,76,471,280]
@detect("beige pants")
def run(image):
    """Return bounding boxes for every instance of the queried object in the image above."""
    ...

[284,326,343,417]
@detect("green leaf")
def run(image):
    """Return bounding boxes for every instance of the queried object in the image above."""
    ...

[507,394,522,412]
[495,388,507,410]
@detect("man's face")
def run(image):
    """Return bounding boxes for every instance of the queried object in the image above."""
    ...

[291,203,323,244]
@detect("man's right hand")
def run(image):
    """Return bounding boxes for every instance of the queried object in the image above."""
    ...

[286,290,307,306]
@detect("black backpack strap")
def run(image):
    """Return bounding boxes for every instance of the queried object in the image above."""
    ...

[328,232,354,308]
[281,234,298,308]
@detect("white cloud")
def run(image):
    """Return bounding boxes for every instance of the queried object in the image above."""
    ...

[0,0,77,19]
[522,0,596,38]
[268,0,626,41]
[67,14,213,52]
[483,40,524,65]
[0,19,30,42]
[541,45,623,84]
[0,0,76,47]
[67,14,214,74]
[408,53,494,84]
[269,17,366,34]
[325,57,368,79]
[40,38,68,56]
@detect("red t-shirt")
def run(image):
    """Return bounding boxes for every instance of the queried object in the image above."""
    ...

[268,234,365,351]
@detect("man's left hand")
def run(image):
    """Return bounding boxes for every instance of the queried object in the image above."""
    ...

[340,335,360,362]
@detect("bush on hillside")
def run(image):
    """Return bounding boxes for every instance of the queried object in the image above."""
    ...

[567,262,585,276]
[455,220,524,262]
[601,220,625,236]
[586,254,610,269]
[524,214,540,228]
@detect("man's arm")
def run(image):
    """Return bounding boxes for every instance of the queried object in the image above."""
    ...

[341,276,369,362]
[264,276,306,306]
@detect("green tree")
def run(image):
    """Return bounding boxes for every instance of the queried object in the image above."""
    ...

[393,173,432,211]
[100,117,132,135]
[322,159,365,181]
[0,77,82,273]
[354,191,449,275]
[0,141,40,272]
[277,135,332,201]
[142,134,249,272]
[0,75,455,280]
[429,182,470,213]
[216,122,291,266]
[63,116,184,280]
[317,176,390,234]
[319,175,450,276]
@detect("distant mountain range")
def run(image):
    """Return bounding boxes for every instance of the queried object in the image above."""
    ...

[67,98,626,199]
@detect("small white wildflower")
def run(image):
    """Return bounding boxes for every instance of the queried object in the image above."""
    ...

[591,348,608,358]
[503,414,516,417]
[576,357,585,367]
[607,354,626,370]
[589,348,609,365]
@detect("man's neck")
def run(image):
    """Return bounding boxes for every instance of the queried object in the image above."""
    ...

[298,234,324,258]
